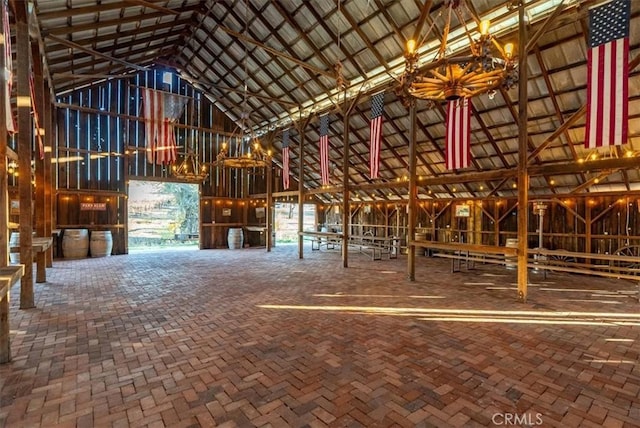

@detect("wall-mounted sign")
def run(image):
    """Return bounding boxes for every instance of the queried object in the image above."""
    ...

[222,208,232,216]
[255,207,265,218]
[455,204,470,217]
[10,200,19,215]
[80,202,107,211]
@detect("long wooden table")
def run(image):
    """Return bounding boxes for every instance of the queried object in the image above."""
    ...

[10,237,53,283]
[1,265,25,363]
[299,231,343,251]
[350,235,399,260]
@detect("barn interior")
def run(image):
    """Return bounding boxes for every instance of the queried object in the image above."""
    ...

[1,0,640,426]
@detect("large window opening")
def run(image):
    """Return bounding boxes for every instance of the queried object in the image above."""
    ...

[128,181,200,251]
[274,203,316,244]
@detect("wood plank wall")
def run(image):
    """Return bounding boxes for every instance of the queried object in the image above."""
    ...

[52,68,274,253]
[318,195,640,256]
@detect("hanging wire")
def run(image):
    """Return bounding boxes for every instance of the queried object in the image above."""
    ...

[240,0,250,157]
[456,1,477,54]
[337,0,342,52]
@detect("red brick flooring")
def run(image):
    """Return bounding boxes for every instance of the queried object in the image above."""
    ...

[1,245,639,427]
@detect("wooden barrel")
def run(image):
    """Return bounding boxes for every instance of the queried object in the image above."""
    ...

[90,231,113,257]
[505,238,518,269]
[9,232,19,264]
[62,229,89,259]
[228,228,244,249]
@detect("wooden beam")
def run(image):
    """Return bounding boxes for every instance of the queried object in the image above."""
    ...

[181,74,299,108]
[517,3,529,303]
[16,3,34,308]
[213,22,334,80]
[412,1,434,42]
[0,0,9,268]
[38,1,147,20]
[122,0,180,16]
[45,19,191,53]
[407,101,417,281]
[45,34,149,71]
[528,52,640,163]
[42,5,199,36]
[525,0,566,53]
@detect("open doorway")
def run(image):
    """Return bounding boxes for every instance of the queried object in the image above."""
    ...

[128,181,200,251]
[274,202,316,244]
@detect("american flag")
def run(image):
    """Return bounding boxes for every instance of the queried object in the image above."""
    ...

[585,0,629,149]
[28,74,44,160]
[282,128,290,189]
[319,114,330,185]
[141,87,188,165]
[369,92,384,179]
[445,98,471,170]
[2,0,15,134]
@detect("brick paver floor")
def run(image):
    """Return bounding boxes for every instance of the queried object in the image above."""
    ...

[1,245,639,427]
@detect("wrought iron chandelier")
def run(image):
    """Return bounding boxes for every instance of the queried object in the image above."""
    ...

[399,0,518,102]
[172,138,208,183]
[214,112,271,169]
[213,0,270,170]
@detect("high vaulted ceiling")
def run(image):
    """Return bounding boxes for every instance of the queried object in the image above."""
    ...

[33,0,640,201]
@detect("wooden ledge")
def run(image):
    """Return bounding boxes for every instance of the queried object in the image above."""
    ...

[412,241,518,256]
[0,265,25,286]
[298,231,344,239]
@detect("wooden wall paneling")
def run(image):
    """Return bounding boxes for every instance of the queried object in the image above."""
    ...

[497,200,518,245]
[478,201,496,246]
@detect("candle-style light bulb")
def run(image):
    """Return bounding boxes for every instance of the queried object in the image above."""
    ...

[479,20,491,36]
[504,42,514,59]
[406,39,417,55]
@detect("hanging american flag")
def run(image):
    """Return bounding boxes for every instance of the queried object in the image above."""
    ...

[28,74,44,160]
[141,87,188,165]
[282,128,290,190]
[585,0,630,149]
[369,92,384,179]
[2,0,15,134]
[445,98,471,170]
[319,114,330,185]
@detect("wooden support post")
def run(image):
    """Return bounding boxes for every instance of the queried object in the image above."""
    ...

[17,6,35,308]
[407,101,417,281]
[494,202,500,245]
[43,82,53,266]
[0,0,9,267]
[266,159,272,252]
[1,266,25,363]
[342,112,350,268]
[0,280,9,362]
[297,120,307,259]
[517,3,529,302]
[585,200,592,262]
[32,41,47,273]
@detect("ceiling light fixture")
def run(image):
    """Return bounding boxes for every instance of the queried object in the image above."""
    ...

[399,0,518,103]
[214,0,270,169]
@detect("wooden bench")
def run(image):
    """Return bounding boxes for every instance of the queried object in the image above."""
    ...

[1,265,25,363]
[530,248,640,283]
[412,241,518,273]
[10,237,53,283]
